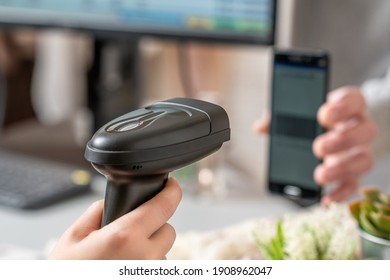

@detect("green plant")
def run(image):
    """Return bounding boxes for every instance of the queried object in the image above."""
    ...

[254,204,357,260]
[349,187,390,240]
[254,221,285,260]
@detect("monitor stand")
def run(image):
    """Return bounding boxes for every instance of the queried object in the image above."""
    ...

[87,38,142,132]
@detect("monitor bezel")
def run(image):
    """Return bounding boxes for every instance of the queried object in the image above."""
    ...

[0,0,277,46]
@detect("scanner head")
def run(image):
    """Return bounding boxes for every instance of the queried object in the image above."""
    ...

[85,98,230,177]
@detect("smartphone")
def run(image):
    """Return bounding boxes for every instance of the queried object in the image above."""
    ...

[268,49,330,206]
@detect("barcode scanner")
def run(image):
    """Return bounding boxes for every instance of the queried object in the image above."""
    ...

[85,98,230,226]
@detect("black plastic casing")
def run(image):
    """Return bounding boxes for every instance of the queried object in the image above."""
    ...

[85,97,230,225]
[85,98,230,172]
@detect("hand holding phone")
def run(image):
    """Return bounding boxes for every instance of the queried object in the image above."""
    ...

[268,49,329,206]
[313,86,376,204]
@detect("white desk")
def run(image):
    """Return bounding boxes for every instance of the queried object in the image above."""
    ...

[0,176,298,252]
[0,156,389,254]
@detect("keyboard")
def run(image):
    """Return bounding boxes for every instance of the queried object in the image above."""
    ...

[0,150,91,209]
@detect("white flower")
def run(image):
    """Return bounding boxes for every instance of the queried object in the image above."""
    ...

[255,203,359,260]
[169,203,359,260]
[284,225,318,260]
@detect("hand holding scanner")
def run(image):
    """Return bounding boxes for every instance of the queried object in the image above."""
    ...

[85,98,230,226]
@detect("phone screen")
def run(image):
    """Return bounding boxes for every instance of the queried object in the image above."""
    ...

[269,51,329,200]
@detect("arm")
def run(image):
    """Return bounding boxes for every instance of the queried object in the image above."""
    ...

[360,68,390,157]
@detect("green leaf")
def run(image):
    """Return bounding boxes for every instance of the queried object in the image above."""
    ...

[348,200,361,221]
[368,212,390,233]
[361,187,380,202]
[254,237,275,260]
[378,192,390,206]
[277,221,285,245]
[271,236,284,260]
[253,220,286,260]
[359,208,389,239]
[373,201,390,215]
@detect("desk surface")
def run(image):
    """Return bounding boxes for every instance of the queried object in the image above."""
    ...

[0,156,389,253]
[0,176,298,251]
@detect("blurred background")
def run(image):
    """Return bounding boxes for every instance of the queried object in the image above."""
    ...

[0,0,390,257]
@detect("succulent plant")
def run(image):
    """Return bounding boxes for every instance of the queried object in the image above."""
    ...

[349,187,390,240]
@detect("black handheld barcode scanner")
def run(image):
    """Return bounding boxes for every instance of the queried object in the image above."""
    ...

[85,98,230,226]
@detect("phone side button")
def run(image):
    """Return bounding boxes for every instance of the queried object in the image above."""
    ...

[284,185,302,197]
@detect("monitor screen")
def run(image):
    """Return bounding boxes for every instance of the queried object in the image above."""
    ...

[0,0,276,45]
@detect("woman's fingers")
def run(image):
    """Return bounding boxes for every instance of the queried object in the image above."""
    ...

[313,117,377,157]
[254,111,271,135]
[321,178,359,206]
[318,86,366,128]
[314,146,374,185]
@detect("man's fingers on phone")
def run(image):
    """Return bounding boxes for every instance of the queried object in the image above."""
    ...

[318,86,366,128]
[313,118,377,157]
[321,179,358,206]
[254,112,270,135]
[314,146,373,185]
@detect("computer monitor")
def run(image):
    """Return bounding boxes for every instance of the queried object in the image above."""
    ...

[0,0,277,45]
[0,0,277,130]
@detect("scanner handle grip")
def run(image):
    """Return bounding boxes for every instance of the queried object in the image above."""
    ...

[101,174,168,227]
